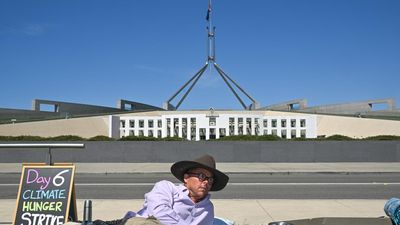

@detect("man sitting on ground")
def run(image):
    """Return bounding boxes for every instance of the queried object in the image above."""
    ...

[125,154,229,225]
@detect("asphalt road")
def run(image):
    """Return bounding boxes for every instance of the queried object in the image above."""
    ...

[1,173,399,199]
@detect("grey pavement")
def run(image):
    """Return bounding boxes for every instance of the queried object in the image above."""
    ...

[1,163,398,224]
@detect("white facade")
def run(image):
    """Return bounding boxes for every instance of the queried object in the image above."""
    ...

[3,109,400,139]
[113,111,317,141]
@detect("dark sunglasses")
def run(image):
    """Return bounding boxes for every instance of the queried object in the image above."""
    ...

[187,172,214,183]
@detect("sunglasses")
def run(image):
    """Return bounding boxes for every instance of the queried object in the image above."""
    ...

[187,172,214,183]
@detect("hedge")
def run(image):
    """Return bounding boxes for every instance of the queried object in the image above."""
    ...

[0,134,399,141]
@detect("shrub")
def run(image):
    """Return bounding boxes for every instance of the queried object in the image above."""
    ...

[47,135,86,141]
[118,136,158,141]
[0,135,46,141]
[118,136,185,141]
[258,135,282,141]
[218,135,282,141]
[364,135,400,140]
[87,135,115,141]
[290,137,309,141]
[0,136,10,141]
[324,134,353,140]
[160,136,186,141]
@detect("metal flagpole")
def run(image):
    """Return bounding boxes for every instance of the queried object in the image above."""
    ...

[163,0,260,110]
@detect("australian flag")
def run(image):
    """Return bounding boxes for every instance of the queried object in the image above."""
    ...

[206,0,211,21]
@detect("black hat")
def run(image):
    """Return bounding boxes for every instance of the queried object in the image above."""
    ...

[170,154,229,191]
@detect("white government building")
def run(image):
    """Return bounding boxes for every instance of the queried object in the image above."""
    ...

[0,100,400,141]
[114,110,316,141]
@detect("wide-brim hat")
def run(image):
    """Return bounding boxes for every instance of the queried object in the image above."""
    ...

[170,154,229,191]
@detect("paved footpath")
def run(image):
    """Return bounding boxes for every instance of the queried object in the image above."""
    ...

[0,199,389,225]
[1,163,398,224]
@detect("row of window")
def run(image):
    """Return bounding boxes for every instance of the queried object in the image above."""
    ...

[121,119,163,128]
[122,129,163,138]
[263,119,306,128]
[121,127,307,139]
[265,129,307,138]
[121,118,307,129]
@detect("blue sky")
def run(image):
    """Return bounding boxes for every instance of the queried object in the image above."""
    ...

[1,0,399,110]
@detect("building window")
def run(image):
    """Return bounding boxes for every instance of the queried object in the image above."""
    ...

[263,119,268,127]
[199,128,206,140]
[291,119,296,128]
[238,118,243,135]
[246,118,252,134]
[174,118,179,136]
[246,118,252,126]
[129,120,135,128]
[255,119,260,136]
[281,130,287,139]
[209,117,216,126]
[167,119,171,137]
[300,130,306,138]
[271,119,277,128]
[247,127,251,135]
[157,130,162,138]
[209,128,216,139]
[148,120,154,128]
[148,130,153,137]
[139,130,144,136]
[182,118,187,137]
[291,130,297,138]
[219,128,226,138]
[281,119,286,128]
[271,129,277,136]
[229,126,234,136]
[263,130,268,135]
[139,120,144,128]
[300,119,306,127]
[191,118,196,127]
[129,130,135,136]
[238,126,243,135]
[229,117,234,126]
[120,120,126,128]
[182,127,187,137]
[191,128,196,140]
[158,119,162,128]
[229,117,235,135]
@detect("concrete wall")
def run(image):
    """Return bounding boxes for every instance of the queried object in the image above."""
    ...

[0,141,399,163]
[316,114,400,138]
[0,116,109,138]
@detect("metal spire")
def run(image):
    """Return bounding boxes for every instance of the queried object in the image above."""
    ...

[163,0,260,110]
[206,0,215,63]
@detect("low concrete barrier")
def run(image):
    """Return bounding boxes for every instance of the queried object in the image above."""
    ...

[0,141,399,163]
